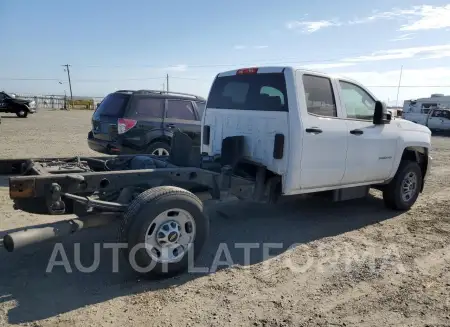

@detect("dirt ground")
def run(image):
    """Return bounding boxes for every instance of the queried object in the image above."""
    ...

[0,109,449,327]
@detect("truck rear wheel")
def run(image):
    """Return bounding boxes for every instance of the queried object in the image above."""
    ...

[383,160,422,210]
[119,186,209,278]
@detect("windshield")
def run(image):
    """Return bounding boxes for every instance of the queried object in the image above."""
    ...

[2,92,14,98]
[93,93,129,117]
[207,73,288,111]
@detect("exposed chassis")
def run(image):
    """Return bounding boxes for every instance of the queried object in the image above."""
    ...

[0,136,275,257]
[2,154,260,212]
[0,133,282,274]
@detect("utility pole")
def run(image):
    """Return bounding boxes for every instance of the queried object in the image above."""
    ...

[166,74,169,92]
[62,64,73,107]
[395,65,403,108]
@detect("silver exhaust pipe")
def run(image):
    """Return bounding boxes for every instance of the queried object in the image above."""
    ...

[3,213,119,252]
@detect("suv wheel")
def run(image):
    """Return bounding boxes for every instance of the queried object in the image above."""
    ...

[16,108,28,118]
[147,142,170,156]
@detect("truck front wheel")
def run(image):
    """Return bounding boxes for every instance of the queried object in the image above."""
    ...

[119,186,209,279]
[383,160,422,210]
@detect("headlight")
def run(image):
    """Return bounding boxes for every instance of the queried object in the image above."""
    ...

[29,101,36,108]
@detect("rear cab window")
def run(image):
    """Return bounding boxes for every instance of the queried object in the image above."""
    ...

[207,72,288,111]
[94,93,130,118]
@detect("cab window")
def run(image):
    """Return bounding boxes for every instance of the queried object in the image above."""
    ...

[431,110,450,119]
[339,81,376,120]
[302,75,337,117]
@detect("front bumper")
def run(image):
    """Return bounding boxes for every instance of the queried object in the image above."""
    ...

[26,102,36,113]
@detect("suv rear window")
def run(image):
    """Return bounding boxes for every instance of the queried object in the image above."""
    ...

[95,93,129,117]
[207,73,288,111]
[127,97,164,119]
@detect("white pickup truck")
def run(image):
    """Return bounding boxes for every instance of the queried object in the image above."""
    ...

[202,66,432,210]
[415,107,450,132]
[0,66,434,279]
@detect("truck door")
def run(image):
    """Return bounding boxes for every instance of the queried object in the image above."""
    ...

[426,109,449,130]
[297,74,348,189]
[338,80,397,184]
[441,110,450,130]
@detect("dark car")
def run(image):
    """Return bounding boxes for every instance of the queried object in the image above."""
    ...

[87,89,205,156]
[0,91,37,118]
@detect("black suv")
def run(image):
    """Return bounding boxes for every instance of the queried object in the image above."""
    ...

[87,90,205,156]
[0,91,37,118]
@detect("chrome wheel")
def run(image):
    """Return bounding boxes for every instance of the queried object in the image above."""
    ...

[144,208,196,263]
[151,148,169,156]
[401,171,418,202]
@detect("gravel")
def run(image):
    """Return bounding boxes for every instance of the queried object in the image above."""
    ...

[0,109,449,327]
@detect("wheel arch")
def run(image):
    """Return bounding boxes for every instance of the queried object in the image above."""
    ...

[140,130,172,151]
[396,146,429,192]
[14,103,30,112]
[149,135,171,145]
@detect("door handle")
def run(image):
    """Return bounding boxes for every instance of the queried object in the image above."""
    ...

[166,123,175,128]
[305,127,323,134]
[350,129,364,135]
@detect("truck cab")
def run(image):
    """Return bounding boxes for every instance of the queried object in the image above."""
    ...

[201,67,432,210]
[423,107,450,132]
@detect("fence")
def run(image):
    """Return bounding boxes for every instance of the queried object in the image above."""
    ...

[12,94,104,110]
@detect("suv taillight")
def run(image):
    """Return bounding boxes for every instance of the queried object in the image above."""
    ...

[118,118,137,134]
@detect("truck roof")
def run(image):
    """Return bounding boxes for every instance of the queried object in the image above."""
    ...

[215,66,365,88]
[216,66,309,77]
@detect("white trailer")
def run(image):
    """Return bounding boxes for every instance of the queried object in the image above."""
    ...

[403,94,450,125]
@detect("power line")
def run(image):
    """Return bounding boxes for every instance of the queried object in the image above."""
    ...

[366,85,450,88]
[72,77,167,83]
[0,78,60,81]
[0,76,167,82]
[2,75,450,88]
[1,75,450,89]
[170,76,204,80]
[66,49,407,69]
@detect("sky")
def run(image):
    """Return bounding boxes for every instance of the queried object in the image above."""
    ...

[1,0,450,105]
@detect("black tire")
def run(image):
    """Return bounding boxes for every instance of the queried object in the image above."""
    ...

[383,160,422,210]
[16,108,28,118]
[146,141,170,156]
[119,186,209,279]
